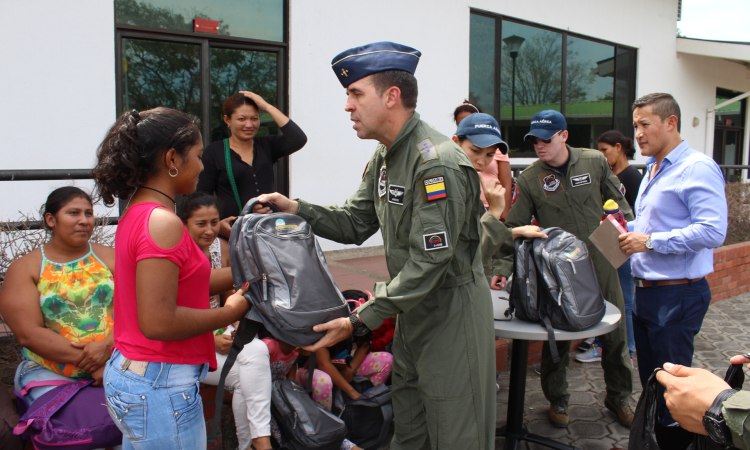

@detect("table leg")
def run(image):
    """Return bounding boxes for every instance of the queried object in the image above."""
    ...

[496,339,580,450]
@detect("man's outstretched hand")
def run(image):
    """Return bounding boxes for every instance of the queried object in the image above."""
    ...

[302,317,354,352]
[256,193,299,214]
[656,362,731,435]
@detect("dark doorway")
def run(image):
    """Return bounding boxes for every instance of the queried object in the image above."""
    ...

[713,88,746,182]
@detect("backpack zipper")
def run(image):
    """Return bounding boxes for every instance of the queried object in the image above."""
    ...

[262,273,268,301]
[293,411,299,429]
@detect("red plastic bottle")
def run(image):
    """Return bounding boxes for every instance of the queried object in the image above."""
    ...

[602,199,627,231]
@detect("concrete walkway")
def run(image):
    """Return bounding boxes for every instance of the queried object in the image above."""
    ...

[328,254,750,450]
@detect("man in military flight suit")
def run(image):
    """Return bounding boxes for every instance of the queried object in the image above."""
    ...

[258,42,499,450]
[493,110,635,428]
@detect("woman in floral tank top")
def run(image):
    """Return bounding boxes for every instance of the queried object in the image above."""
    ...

[0,187,116,404]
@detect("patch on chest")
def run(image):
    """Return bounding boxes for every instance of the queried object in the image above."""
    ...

[570,173,591,187]
[378,165,387,198]
[388,184,405,205]
[416,138,439,163]
[538,171,564,198]
[421,174,447,202]
[423,231,449,251]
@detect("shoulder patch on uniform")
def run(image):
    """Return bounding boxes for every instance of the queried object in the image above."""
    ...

[416,138,439,163]
[420,174,447,202]
[362,161,370,180]
[423,231,449,251]
[619,183,626,196]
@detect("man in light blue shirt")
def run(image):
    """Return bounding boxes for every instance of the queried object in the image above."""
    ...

[620,93,727,427]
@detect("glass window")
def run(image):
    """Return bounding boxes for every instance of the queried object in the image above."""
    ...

[613,46,637,143]
[116,0,284,42]
[715,90,746,128]
[500,21,562,154]
[469,15,496,115]
[209,48,279,142]
[122,39,201,116]
[565,38,614,149]
[469,12,637,157]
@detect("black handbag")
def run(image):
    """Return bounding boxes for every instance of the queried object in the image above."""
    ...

[629,363,745,450]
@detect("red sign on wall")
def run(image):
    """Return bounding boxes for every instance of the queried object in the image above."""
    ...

[194,18,219,34]
[725,119,733,126]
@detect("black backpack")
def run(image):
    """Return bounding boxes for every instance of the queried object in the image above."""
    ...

[506,227,606,362]
[208,198,350,443]
[271,358,348,450]
[332,378,393,450]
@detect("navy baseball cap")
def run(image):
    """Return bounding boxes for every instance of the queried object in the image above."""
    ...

[331,41,421,88]
[456,113,509,154]
[524,110,567,141]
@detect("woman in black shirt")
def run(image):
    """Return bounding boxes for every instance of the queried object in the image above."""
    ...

[597,129,643,361]
[197,91,307,234]
[598,130,642,212]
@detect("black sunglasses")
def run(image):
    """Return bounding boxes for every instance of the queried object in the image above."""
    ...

[526,130,563,145]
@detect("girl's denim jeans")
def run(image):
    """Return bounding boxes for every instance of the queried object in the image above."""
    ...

[104,349,209,450]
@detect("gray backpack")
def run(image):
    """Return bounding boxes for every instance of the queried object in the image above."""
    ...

[208,198,350,443]
[506,227,605,362]
[228,198,350,347]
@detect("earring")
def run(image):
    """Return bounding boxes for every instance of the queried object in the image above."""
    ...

[169,166,178,177]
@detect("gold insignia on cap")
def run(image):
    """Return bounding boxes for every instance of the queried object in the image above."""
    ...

[341,68,348,77]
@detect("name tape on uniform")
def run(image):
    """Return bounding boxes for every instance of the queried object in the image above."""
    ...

[416,138,439,163]
[570,173,591,187]
[423,231,449,251]
[422,175,447,202]
[388,184,405,205]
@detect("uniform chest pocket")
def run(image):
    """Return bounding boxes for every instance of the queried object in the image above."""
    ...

[392,186,413,244]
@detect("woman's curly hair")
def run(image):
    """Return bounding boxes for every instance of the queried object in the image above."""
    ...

[92,107,201,206]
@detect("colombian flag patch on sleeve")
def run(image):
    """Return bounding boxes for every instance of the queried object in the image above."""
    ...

[422,174,447,202]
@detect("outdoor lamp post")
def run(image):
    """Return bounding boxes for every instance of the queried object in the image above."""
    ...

[503,35,525,139]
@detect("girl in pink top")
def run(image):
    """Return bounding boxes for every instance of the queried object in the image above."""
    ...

[453,102,514,220]
[93,107,250,450]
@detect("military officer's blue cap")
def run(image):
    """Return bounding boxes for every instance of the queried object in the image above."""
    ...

[524,110,568,141]
[455,113,509,154]
[331,41,421,88]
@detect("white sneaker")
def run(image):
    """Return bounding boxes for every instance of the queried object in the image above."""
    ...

[575,345,602,363]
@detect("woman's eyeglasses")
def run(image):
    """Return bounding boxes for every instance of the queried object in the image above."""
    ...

[527,130,563,145]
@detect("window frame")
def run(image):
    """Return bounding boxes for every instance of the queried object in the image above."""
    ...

[469,9,638,157]
[114,1,290,195]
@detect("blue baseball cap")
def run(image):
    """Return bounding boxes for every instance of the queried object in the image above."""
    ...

[331,41,421,88]
[455,113,509,154]
[524,110,567,141]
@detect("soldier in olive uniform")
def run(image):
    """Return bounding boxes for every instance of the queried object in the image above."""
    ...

[493,110,635,428]
[258,42,499,450]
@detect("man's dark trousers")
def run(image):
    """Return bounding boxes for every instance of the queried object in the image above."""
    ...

[633,278,711,425]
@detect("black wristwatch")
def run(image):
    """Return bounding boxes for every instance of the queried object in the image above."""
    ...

[349,313,370,337]
[703,389,737,447]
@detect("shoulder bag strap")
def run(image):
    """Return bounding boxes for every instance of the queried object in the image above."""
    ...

[224,139,243,213]
[207,319,260,444]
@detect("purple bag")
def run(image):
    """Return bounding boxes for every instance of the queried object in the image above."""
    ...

[13,380,122,450]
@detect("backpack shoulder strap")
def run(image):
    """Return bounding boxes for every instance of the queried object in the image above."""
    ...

[207,319,260,444]
[224,139,243,212]
[306,352,317,395]
[19,380,93,422]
